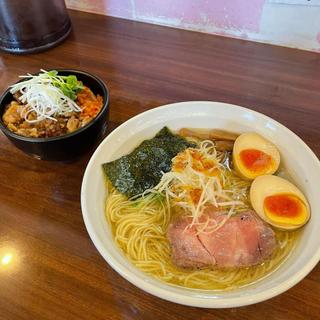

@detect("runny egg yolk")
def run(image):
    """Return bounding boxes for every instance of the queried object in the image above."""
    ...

[239,149,274,174]
[263,193,308,225]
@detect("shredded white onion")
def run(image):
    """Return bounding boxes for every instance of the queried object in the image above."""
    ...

[9,70,81,123]
[153,140,249,232]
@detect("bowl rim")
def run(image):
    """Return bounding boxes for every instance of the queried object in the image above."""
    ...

[0,69,109,142]
[81,101,320,308]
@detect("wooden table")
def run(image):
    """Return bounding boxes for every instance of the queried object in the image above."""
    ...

[1,9,319,320]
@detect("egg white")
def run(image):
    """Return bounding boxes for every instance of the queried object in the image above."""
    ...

[250,175,310,230]
[233,132,280,180]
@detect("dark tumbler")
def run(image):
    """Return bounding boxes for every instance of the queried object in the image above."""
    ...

[0,0,71,54]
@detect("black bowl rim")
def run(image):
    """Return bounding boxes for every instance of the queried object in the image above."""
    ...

[0,69,109,143]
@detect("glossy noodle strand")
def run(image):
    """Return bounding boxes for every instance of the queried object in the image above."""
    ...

[105,182,297,290]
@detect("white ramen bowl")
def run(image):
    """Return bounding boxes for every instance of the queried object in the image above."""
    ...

[81,101,320,308]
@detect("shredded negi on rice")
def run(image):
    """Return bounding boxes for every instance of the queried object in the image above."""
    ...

[2,70,103,138]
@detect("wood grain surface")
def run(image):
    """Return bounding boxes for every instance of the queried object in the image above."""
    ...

[0,9,319,320]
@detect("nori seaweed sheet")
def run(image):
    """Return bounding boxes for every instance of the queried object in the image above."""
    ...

[102,127,195,198]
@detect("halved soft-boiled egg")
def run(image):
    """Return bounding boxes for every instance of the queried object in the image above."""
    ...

[233,132,280,180]
[250,175,310,230]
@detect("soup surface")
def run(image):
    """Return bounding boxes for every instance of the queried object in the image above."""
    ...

[103,128,302,290]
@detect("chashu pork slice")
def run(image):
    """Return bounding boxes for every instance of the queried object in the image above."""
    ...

[167,210,276,269]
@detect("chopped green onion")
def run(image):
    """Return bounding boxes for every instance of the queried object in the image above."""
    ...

[9,69,83,123]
